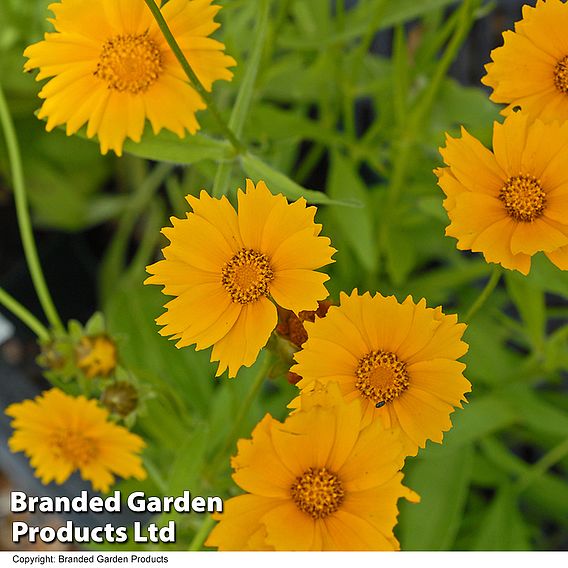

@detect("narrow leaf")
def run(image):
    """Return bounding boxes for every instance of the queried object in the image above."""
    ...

[328,152,377,272]
[398,444,474,550]
[241,153,361,207]
[122,131,231,164]
[472,485,532,550]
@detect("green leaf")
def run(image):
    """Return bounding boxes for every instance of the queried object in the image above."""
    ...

[240,152,361,207]
[278,0,461,50]
[406,261,489,306]
[430,79,500,145]
[248,104,343,146]
[463,312,524,385]
[471,450,508,487]
[416,195,448,223]
[261,53,336,103]
[122,130,231,164]
[506,385,568,438]
[327,152,377,272]
[544,324,568,372]
[481,437,568,527]
[227,0,269,138]
[212,0,269,199]
[9,118,112,231]
[505,271,546,350]
[105,276,215,415]
[525,253,568,298]
[472,485,532,550]
[383,218,420,286]
[166,425,210,496]
[398,444,473,550]
[427,396,518,456]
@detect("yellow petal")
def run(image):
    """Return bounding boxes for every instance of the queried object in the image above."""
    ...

[205,494,279,551]
[270,269,330,313]
[210,297,277,377]
[545,243,568,270]
[510,218,568,255]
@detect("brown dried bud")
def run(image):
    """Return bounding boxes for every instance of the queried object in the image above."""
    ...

[39,341,67,371]
[101,381,139,417]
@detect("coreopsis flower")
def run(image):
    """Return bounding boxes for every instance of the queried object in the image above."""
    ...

[24,0,236,155]
[146,180,335,378]
[6,389,146,492]
[205,383,418,551]
[76,335,117,378]
[436,113,568,274]
[482,0,568,123]
[291,291,470,455]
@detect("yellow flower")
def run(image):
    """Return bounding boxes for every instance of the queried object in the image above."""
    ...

[145,180,335,378]
[6,389,147,492]
[24,0,235,155]
[436,113,568,274]
[205,383,418,551]
[76,335,117,378]
[291,291,470,456]
[482,0,568,123]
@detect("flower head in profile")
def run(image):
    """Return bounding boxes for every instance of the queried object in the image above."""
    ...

[6,389,147,492]
[146,180,335,378]
[205,383,418,551]
[24,0,236,155]
[482,0,568,123]
[291,291,470,456]
[76,334,117,378]
[436,113,568,274]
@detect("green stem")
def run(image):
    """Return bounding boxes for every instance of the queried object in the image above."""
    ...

[227,0,270,139]
[125,199,165,283]
[100,162,173,303]
[212,0,270,198]
[188,514,215,551]
[386,0,477,208]
[211,160,234,200]
[336,0,346,27]
[352,0,388,63]
[193,355,270,549]
[0,287,50,341]
[263,0,292,64]
[143,0,244,154]
[143,455,168,494]
[296,143,326,185]
[0,85,64,333]
[345,0,389,142]
[464,266,501,322]
[210,353,271,473]
[515,437,568,494]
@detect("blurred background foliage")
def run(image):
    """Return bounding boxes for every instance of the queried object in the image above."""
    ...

[0,0,567,552]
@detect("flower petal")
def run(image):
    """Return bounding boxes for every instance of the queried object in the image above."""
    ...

[210,297,277,377]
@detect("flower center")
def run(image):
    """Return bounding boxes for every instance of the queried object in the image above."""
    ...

[51,430,98,468]
[94,32,163,94]
[553,55,568,94]
[290,467,345,520]
[499,174,546,222]
[221,249,274,304]
[355,350,409,405]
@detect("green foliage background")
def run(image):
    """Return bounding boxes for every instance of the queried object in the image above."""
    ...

[0,0,567,551]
